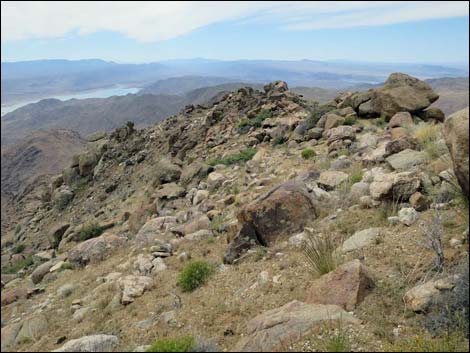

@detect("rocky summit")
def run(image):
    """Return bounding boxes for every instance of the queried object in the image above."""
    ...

[1,74,469,352]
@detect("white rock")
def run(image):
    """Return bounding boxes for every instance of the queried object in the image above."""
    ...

[398,207,420,226]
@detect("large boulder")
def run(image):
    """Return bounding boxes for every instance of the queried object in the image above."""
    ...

[233,300,359,352]
[369,171,421,201]
[386,149,428,171]
[180,161,212,188]
[306,260,374,310]
[52,186,74,210]
[340,228,382,253]
[443,108,469,198]
[224,170,319,263]
[78,151,100,177]
[31,260,56,284]
[14,315,48,345]
[153,158,182,186]
[68,233,127,267]
[52,334,119,352]
[117,275,154,304]
[49,223,71,248]
[349,73,439,120]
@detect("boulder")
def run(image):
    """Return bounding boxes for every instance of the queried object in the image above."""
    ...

[419,107,445,122]
[52,334,119,352]
[49,223,71,248]
[78,151,100,177]
[1,288,27,306]
[404,277,455,312]
[355,73,439,120]
[135,217,175,246]
[180,161,212,187]
[68,233,127,267]
[369,171,420,201]
[386,149,428,171]
[443,108,469,198]
[153,159,182,186]
[31,260,56,284]
[1,322,23,350]
[224,170,320,263]
[341,228,382,252]
[398,207,420,226]
[52,186,74,210]
[62,166,80,186]
[388,112,414,129]
[117,275,154,304]
[233,300,359,352]
[14,315,48,345]
[409,192,429,211]
[207,172,225,191]
[155,182,185,200]
[318,171,349,191]
[324,113,345,130]
[306,260,374,310]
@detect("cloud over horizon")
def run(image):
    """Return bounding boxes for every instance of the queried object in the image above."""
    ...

[2,1,469,43]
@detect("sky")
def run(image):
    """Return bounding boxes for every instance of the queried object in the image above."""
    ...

[1,1,469,66]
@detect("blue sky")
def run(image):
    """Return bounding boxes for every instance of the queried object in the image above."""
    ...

[1,1,469,66]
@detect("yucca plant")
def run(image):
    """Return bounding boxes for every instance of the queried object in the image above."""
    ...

[302,232,338,276]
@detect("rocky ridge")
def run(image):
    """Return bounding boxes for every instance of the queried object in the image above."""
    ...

[1,73,468,352]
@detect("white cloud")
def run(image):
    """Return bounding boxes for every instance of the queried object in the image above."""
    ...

[1,1,468,43]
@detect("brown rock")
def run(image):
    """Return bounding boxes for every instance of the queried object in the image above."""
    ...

[68,233,127,267]
[306,260,374,311]
[388,112,413,129]
[1,288,27,306]
[410,192,429,211]
[443,108,469,198]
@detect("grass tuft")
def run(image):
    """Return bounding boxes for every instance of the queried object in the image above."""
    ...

[146,336,195,352]
[77,221,105,242]
[301,148,316,160]
[209,148,256,166]
[302,232,338,276]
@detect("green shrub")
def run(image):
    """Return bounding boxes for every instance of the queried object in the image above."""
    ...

[272,136,287,146]
[178,261,214,292]
[301,148,316,160]
[237,109,272,133]
[349,168,363,184]
[209,148,256,166]
[343,116,357,126]
[2,255,34,274]
[77,221,105,242]
[373,116,387,128]
[302,233,338,276]
[12,244,25,254]
[146,336,195,352]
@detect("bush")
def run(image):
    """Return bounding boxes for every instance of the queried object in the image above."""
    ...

[349,167,363,184]
[302,232,338,276]
[301,148,316,160]
[272,136,287,146]
[12,244,25,254]
[343,116,357,126]
[425,259,469,337]
[2,255,34,274]
[373,116,387,128]
[412,123,446,159]
[178,261,214,292]
[77,221,105,242]
[237,109,272,133]
[146,336,195,352]
[209,148,256,166]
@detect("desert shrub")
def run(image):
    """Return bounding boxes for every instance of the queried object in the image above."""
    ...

[60,262,74,271]
[349,166,363,184]
[237,109,272,133]
[126,121,135,131]
[424,259,469,338]
[343,116,357,126]
[271,136,287,146]
[301,148,316,160]
[418,210,445,272]
[209,148,256,166]
[2,255,34,274]
[373,116,387,128]
[210,215,225,234]
[302,232,338,276]
[77,221,105,242]
[12,244,25,254]
[379,197,401,221]
[146,336,196,352]
[178,261,214,292]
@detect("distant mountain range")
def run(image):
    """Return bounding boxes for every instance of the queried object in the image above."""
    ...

[2,75,467,148]
[2,58,468,104]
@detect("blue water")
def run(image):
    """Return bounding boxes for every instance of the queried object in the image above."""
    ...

[1,86,140,116]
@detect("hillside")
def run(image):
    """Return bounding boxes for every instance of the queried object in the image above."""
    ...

[427,77,470,115]
[1,74,468,352]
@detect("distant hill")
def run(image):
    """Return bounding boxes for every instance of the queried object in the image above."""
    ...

[426,77,469,115]
[3,58,468,104]
[1,129,86,199]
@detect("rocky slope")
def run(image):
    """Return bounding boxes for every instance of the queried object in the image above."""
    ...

[1,74,468,352]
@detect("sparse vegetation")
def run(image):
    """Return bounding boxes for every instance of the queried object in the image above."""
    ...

[2,255,34,274]
[178,261,214,292]
[301,148,316,160]
[385,332,468,352]
[12,244,25,254]
[146,336,196,352]
[210,215,225,234]
[302,232,338,276]
[412,123,446,159]
[272,136,287,146]
[77,221,105,242]
[237,109,272,133]
[373,116,387,128]
[209,148,256,166]
[418,210,445,272]
[349,166,363,184]
[343,116,357,126]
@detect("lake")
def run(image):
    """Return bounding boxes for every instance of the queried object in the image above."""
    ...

[1,86,140,116]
